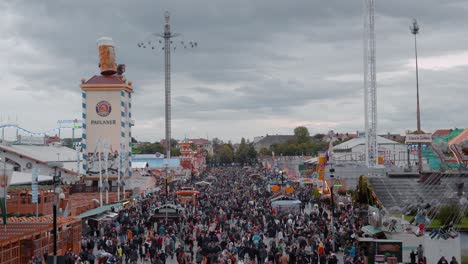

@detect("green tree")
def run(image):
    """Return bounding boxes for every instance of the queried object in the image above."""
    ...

[247,145,257,165]
[134,142,165,154]
[437,204,462,225]
[219,144,234,165]
[235,138,249,165]
[353,175,378,206]
[294,126,310,144]
[171,147,181,157]
[312,133,326,141]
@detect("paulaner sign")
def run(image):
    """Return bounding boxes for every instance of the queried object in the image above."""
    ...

[405,133,432,143]
[90,120,116,125]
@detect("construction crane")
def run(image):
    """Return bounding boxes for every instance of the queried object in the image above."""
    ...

[363,0,378,168]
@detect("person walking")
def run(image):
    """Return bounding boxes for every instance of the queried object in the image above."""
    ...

[417,244,424,263]
[410,250,417,264]
[450,256,459,264]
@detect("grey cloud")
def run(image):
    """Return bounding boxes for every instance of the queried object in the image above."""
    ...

[1,0,467,141]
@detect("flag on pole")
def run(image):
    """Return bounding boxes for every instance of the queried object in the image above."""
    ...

[0,173,11,225]
[0,197,6,225]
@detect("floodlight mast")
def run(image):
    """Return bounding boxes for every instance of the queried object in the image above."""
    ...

[363,0,378,168]
[410,19,423,174]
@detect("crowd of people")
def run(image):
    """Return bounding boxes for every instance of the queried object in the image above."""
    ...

[69,166,373,264]
[29,165,460,263]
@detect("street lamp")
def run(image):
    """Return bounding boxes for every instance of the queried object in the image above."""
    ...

[410,19,423,174]
[47,161,63,259]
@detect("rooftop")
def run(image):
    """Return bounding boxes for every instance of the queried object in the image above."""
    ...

[132,155,180,168]
[432,129,453,138]
[84,75,126,85]
[10,171,53,185]
[333,136,402,151]
[0,143,82,175]
[254,135,294,146]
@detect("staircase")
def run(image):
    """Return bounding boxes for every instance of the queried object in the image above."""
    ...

[368,176,464,209]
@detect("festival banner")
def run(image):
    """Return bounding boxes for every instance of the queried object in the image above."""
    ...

[0,173,11,224]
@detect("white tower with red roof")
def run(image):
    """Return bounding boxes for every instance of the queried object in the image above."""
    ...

[80,37,134,184]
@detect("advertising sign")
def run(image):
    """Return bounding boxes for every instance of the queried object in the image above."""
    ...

[376,241,403,262]
[57,119,83,124]
[31,169,39,203]
[405,133,432,143]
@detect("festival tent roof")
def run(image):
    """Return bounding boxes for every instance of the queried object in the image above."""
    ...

[10,171,53,185]
[333,136,401,151]
[76,202,123,219]
[271,200,301,206]
[270,195,297,202]
[132,162,149,169]
[132,156,180,168]
[361,225,384,236]
[195,181,212,186]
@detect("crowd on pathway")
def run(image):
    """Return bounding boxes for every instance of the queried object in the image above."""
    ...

[65,166,372,264]
[29,166,458,264]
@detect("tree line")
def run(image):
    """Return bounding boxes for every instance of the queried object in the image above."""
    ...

[130,126,353,163]
[207,137,257,166]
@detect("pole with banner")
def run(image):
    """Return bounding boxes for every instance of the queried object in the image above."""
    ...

[32,168,39,217]
[117,144,121,201]
[103,139,109,205]
[1,157,10,226]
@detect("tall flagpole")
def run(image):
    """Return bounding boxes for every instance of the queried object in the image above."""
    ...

[117,143,122,201]
[104,139,109,205]
[98,139,103,207]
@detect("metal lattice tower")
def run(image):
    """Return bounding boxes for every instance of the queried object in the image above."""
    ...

[138,12,197,162]
[163,11,173,160]
[363,0,378,168]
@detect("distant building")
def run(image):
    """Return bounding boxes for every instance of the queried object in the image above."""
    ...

[379,132,405,143]
[332,136,419,168]
[253,134,295,152]
[333,132,358,142]
[432,129,453,138]
[189,138,213,155]
[45,135,61,145]
[0,142,82,184]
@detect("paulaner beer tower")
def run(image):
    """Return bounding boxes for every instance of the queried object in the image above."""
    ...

[80,37,133,198]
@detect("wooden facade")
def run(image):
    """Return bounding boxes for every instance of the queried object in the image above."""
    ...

[0,217,81,264]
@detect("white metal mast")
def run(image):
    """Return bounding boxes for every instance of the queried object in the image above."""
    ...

[363,0,378,168]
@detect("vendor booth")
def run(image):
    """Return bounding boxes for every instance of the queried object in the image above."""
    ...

[270,195,302,213]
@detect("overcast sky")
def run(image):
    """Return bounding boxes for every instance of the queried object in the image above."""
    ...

[1,0,467,143]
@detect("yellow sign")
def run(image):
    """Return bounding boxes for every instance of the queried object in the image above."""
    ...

[271,185,280,192]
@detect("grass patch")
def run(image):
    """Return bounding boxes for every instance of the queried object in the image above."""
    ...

[393,215,468,229]
[462,254,468,264]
